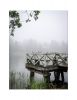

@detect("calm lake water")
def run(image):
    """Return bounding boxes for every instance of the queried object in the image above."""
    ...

[9,54,68,82]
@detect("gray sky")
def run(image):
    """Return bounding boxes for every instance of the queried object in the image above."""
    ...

[14,10,68,44]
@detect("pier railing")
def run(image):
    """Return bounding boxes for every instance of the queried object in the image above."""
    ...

[25,53,68,88]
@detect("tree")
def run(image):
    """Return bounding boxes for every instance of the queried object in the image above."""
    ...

[9,10,40,36]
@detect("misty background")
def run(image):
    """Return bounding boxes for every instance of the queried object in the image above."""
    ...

[9,11,68,82]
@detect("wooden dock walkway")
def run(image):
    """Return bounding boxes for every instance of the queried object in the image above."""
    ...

[25,53,68,88]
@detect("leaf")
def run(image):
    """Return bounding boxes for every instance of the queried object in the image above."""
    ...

[17,23,22,28]
[11,33,14,36]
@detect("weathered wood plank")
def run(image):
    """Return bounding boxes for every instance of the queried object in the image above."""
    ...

[26,53,68,86]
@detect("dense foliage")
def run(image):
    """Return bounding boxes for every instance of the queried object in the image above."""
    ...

[9,10,40,36]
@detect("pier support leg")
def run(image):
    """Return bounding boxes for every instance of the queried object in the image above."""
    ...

[30,71,34,87]
[61,71,64,83]
[54,70,64,84]
[54,71,60,83]
[43,73,51,88]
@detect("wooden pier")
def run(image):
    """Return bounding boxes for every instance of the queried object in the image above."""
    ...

[25,53,68,88]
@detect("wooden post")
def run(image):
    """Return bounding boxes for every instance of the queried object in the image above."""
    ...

[54,69,64,84]
[43,73,51,88]
[60,71,64,83]
[30,71,34,87]
[54,70,60,83]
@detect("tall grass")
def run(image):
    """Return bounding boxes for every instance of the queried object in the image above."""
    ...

[9,72,29,89]
[30,80,47,89]
[9,71,48,89]
[9,71,68,89]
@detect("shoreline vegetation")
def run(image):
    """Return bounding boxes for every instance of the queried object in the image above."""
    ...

[9,72,68,89]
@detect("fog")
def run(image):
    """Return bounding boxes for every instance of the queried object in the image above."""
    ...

[9,11,68,82]
[14,11,68,43]
[9,37,68,82]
